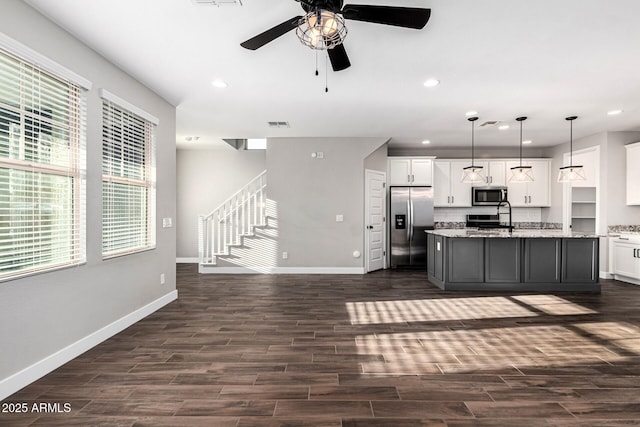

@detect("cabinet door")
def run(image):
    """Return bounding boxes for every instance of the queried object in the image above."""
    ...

[627,143,640,205]
[433,161,451,207]
[449,160,472,207]
[505,161,529,206]
[411,159,433,185]
[388,159,411,186]
[613,241,640,279]
[485,238,521,283]
[448,238,484,282]
[524,238,561,283]
[488,161,507,186]
[561,238,598,283]
[525,160,550,206]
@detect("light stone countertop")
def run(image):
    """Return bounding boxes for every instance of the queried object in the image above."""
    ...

[426,229,602,239]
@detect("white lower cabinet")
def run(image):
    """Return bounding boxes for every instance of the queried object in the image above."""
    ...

[612,238,640,285]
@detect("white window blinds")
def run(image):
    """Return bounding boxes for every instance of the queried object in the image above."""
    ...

[0,47,86,281]
[101,92,156,258]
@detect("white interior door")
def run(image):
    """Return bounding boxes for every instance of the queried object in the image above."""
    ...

[365,169,386,272]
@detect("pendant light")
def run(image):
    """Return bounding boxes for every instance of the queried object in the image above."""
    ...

[557,116,586,182]
[461,116,485,183]
[509,116,534,183]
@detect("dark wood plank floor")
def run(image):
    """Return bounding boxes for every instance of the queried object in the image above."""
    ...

[3,264,640,426]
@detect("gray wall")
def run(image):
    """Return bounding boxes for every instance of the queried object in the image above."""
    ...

[543,131,640,227]
[388,146,548,158]
[267,138,387,268]
[605,132,640,226]
[364,141,389,172]
[0,0,176,382]
[176,147,266,259]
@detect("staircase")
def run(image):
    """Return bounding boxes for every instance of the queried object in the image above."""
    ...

[198,171,267,269]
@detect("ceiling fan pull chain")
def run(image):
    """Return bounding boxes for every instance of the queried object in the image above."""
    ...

[325,51,329,93]
[315,49,319,76]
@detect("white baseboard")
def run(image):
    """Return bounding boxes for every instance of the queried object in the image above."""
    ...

[600,271,614,280]
[198,265,365,275]
[613,274,640,286]
[176,257,199,263]
[0,290,178,401]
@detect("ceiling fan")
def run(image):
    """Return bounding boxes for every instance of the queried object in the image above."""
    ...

[240,0,431,72]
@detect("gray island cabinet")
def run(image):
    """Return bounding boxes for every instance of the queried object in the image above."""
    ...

[426,230,600,293]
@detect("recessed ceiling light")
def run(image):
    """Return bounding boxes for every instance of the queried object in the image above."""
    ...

[498,125,510,130]
[522,140,532,145]
[608,109,623,115]
[422,140,431,145]
[185,136,200,142]
[211,79,228,88]
[423,79,440,88]
[465,111,478,116]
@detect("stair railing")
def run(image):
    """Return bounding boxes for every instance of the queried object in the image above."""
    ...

[198,170,267,265]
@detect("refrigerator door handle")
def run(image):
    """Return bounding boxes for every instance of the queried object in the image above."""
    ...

[406,200,411,241]
[409,200,414,241]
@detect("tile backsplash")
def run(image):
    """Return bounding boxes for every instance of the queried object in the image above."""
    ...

[435,207,542,223]
[434,207,560,229]
[608,225,640,233]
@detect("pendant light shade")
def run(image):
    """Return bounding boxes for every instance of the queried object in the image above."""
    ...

[461,116,485,183]
[557,116,586,183]
[509,116,534,183]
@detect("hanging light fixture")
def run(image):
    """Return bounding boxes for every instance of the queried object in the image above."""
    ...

[461,117,485,183]
[509,116,534,183]
[557,116,586,182]
[296,9,347,50]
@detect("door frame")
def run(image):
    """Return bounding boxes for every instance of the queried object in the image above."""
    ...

[364,169,387,272]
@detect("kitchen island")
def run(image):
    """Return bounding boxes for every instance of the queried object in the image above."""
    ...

[426,229,600,293]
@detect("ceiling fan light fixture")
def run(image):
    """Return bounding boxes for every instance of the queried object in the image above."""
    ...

[297,10,347,50]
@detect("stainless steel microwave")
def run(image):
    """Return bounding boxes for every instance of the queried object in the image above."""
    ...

[472,186,508,206]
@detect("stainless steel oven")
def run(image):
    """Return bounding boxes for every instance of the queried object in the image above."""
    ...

[472,186,508,206]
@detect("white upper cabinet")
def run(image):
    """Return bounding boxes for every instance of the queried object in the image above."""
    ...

[434,160,472,207]
[388,157,433,186]
[626,142,640,205]
[476,160,507,187]
[505,159,551,207]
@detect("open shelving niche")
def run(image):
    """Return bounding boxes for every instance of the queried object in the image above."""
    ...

[571,187,596,233]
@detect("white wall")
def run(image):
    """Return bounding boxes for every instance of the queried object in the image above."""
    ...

[176,147,266,259]
[0,0,176,397]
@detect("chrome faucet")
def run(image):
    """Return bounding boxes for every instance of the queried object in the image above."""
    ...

[496,198,513,231]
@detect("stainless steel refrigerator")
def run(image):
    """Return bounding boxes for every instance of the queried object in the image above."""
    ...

[390,186,435,268]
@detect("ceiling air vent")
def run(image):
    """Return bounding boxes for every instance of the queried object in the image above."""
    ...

[479,120,500,127]
[190,0,243,6]
[268,121,290,128]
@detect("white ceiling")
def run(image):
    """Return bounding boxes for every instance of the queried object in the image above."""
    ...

[23,0,640,149]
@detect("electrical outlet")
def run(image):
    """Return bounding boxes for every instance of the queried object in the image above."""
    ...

[282,251,288,260]
[336,214,344,222]
[162,218,173,228]
[317,151,324,159]
[160,273,165,285]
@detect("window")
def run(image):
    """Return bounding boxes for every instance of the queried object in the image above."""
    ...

[101,90,156,258]
[0,46,86,281]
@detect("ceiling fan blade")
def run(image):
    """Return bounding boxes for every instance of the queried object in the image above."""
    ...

[327,43,351,72]
[341,5,431,29]
[240,16,303,50]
